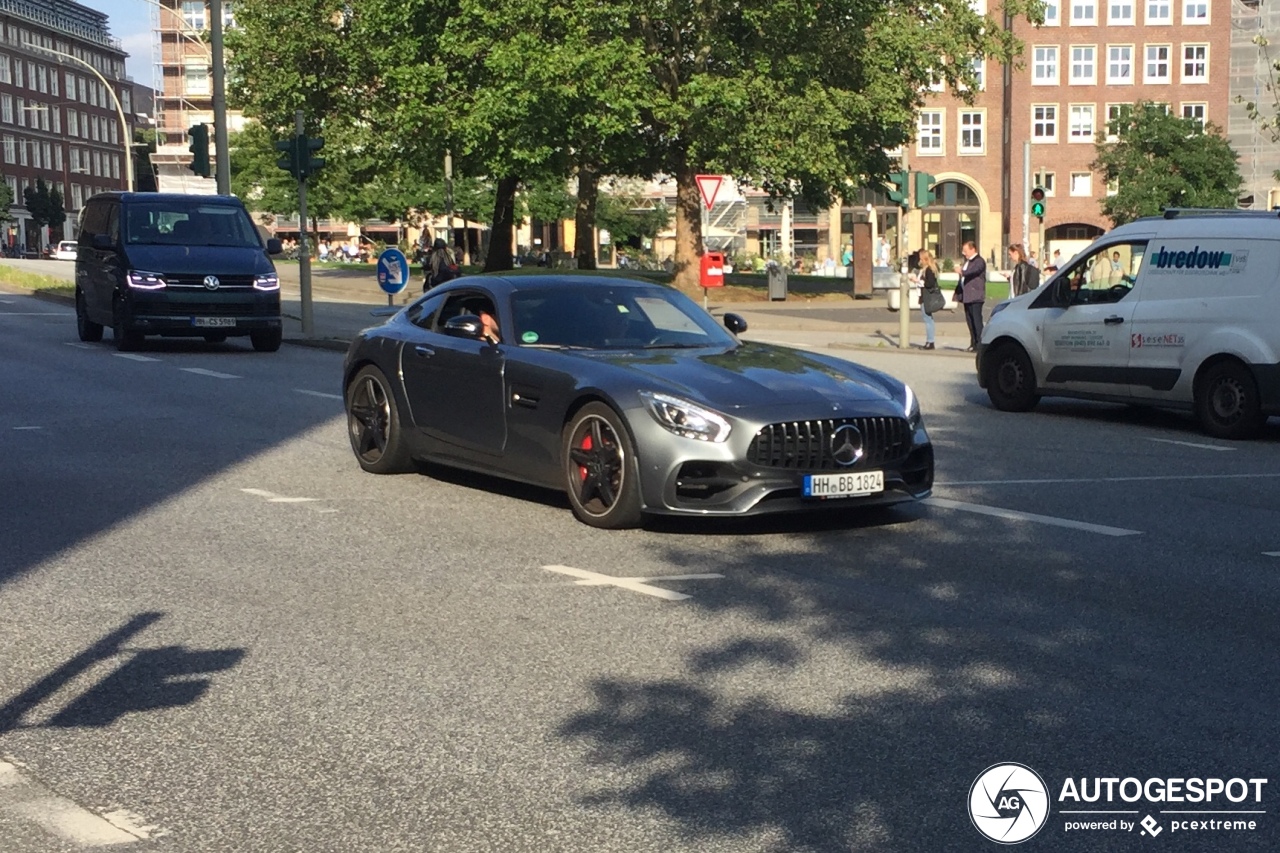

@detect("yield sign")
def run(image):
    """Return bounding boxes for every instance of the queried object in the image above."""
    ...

[696,174,723,211]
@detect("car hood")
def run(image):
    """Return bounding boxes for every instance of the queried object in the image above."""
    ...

[123,244,275,276]
[595,342,900,411]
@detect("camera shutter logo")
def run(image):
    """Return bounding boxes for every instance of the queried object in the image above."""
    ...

[203,275,221,291]
[830,424,864,467]
[969,763,1050,844]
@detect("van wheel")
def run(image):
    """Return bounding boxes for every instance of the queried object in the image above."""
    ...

[985,343,1040,412]
[562,403,643,529]
[76,290,103,342]
[1195,361,1266,440]
[112,300,144,352]
[250,328,282,352]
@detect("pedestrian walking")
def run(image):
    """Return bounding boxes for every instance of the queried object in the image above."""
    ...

[423,238,459,291]
[914,248,944,349]
[1008,243,1040,297]
[957,241,987,351]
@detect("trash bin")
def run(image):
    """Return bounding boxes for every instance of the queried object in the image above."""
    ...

[766,260,788,301]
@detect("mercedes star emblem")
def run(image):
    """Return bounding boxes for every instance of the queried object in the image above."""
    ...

[830,424,864,467]
[203,275,220,290]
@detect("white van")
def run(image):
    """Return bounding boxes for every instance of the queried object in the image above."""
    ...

[977,209,1280,439]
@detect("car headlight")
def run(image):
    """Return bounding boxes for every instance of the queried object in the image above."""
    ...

[640,391,731,442]
[903,384,922,430]
[254,272,280,291]
[126,270,167,290]
[990,298,1012,318]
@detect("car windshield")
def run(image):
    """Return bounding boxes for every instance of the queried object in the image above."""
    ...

[511,284,735,350]
[124,202,262,248]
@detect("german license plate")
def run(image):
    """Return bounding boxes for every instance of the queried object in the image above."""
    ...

[192,317,236,328]
[803,470,884,498]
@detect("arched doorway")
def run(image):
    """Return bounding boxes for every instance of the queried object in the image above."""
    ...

[921,181,980,261]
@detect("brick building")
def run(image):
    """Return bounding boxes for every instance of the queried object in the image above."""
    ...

[0,0,131,253]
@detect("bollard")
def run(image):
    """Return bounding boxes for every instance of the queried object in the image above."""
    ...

[898,261,910,349]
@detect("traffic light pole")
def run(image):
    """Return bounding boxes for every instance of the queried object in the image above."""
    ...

[295,110,314,337]
[1022,140,1031,254]
[210,0,231,195]
[1037,169,1046,264]
[899,153,910,350]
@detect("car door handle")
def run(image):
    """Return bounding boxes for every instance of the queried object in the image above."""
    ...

[413,345,435,357]
[1103,316,1124,325]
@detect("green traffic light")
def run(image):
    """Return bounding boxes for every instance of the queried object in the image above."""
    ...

[1031,201,1045,218]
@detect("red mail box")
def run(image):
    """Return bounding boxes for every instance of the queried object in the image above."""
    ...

[700,252,725,288]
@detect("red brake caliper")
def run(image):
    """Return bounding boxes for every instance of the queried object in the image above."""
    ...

[579,433,592,481]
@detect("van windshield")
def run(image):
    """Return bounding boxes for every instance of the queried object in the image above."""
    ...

[124,202,262,248]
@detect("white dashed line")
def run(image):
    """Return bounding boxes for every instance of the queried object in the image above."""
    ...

[0,759,155,846]
[240,488,318,503]
[1264,552,1280,558]
[63,342,93,349]
[543,565,724,601]
[112,353,161,363]
[925,497,1142,537]
[938,473,1280,487]
[295,389,343,401]
[1147,437,1235,452]
[0,312,65,316]
[180,367,240,379]
[11,426,42,431]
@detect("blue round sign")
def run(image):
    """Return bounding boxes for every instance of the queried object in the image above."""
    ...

[376,248,410,295]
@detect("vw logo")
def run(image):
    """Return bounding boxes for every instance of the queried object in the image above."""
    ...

[830,424,863,467]
[203,275,220,290]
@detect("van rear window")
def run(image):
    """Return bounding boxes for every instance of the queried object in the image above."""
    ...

[124,203,262,248]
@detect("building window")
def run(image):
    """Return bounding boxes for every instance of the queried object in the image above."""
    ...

[1070,172,1093,196]
[1072,0,1097,24]
[121,89,131,113]
[65,71,74,98]
[0,95,9,124]
[1033,46,1059,84]
[0,55,8,85]
[37,66,47,93]
[917,110,943,154]
[91,117,99,142]
[76,77,85,102]
[185,62,210,96]
[1070,46,1096,83]
[14,97,23,127]
[67,110,78,136]
[1105,103,1131,140]
[1146,0,1171,22]
[1107,45,1132,83]
[1043,0,1060,24]
[1182,1,1207,23]
[80,111,88,139]
[1145,45,1170,83]
[959,111,985,153]
[223,1,236,28]
[49,70,57,97]
[51,106,59,134]
[1181,102,1207,127]
[1069,104,1096,141]
[54,145,62,171]
[19,140,26,166]
[182,0,207,30]
[72,184,83,209]
[1182,44,1207,82]
[1033,104,1058,141]
[969,57,985,91]
[1109,0,1134,23]
[1106,177,1120,196]
[1041,172,1057,195]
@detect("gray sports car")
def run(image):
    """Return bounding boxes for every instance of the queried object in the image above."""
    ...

[342,274,933,528]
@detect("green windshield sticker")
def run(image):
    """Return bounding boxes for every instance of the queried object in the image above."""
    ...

[522,331,539,343]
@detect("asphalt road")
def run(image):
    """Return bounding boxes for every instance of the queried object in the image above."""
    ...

[2,291,1279,852]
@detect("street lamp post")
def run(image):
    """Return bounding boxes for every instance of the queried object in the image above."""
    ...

[29,44,134,192]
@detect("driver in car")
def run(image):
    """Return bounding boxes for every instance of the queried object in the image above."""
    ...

[478,308,501,344]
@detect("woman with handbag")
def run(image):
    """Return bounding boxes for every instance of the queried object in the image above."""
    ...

[916,249,944,350]
[1009,243,1039,297]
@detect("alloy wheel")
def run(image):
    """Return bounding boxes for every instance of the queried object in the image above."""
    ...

[349,375,392,464]
[567,415,625,517]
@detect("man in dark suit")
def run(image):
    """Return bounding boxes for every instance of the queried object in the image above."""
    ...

[958,241,987,352]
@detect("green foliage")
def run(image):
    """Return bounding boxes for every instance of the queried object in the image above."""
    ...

[1092,101,1242,225]
[595,192,671,246]
[0,178,14,224]
[22,178,61,231]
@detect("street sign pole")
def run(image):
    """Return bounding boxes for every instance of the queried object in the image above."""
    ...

[210,0,230,195]
[295,110,313,337]
[696,175,722,313]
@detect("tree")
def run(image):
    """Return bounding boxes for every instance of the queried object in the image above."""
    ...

[1091,102,1242,226]
[0,178,13,226]
[23,178,53,234]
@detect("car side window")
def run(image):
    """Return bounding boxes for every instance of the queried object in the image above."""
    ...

[1066,242,1147,305]
[405,293,446,330]
[105,204,120,245]
[437,292,497,330]
[78,202,107,245]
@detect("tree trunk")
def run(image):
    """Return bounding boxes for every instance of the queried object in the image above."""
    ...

[673,154,702,290]
[484,175,518,272]
[573,162,600,270]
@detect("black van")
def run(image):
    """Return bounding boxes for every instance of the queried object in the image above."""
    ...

[74,192,284,352]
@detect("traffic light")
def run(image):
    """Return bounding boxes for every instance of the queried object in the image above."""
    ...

[914,172,936,208]
[887,171,910,208]
[1030,186,1046,219]
[275,133,326,180]
[187,124,210,178]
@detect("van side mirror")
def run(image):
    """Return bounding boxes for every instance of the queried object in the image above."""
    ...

[92,234,113,250]
[266,238,283,255]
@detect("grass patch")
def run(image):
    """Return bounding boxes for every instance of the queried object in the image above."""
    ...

[0,268,75,297]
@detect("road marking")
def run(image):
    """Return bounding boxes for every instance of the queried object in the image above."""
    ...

[925,497,1142,537]
[0,759,153,845]
[1146,437,1235,452]
[939,473,1280,487]
[11,426,42,430]
[1264,552,1280,558]
[180,367,239,379]
[0,312,65,316]
[63,342,93,349]
[542,564,724,601]
[295,389,343,401]
[112,353,160,363]
[240,488,318,503]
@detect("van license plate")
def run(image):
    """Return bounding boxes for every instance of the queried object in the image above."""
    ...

[803,471,884,498]
[192,317,236,328]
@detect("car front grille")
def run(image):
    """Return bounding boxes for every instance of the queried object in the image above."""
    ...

[165,274,257,290]
[132,298,277,317]
[747,417,912,471]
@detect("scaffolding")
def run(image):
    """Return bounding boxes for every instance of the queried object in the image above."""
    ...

[1230,0,1280,209]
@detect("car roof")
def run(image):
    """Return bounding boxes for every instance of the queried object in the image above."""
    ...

[445,273,670,298]
[86,192,247,208]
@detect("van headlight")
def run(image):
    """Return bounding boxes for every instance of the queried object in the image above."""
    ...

[640,391,731,442]
[903,384,922,430]
[254,273,280,291]
[127,270,167,290]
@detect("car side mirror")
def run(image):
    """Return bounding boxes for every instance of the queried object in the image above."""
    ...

[723,312,748,334]
[443,314,484,339]
[266,238,283,255]
[92,234,113,250]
